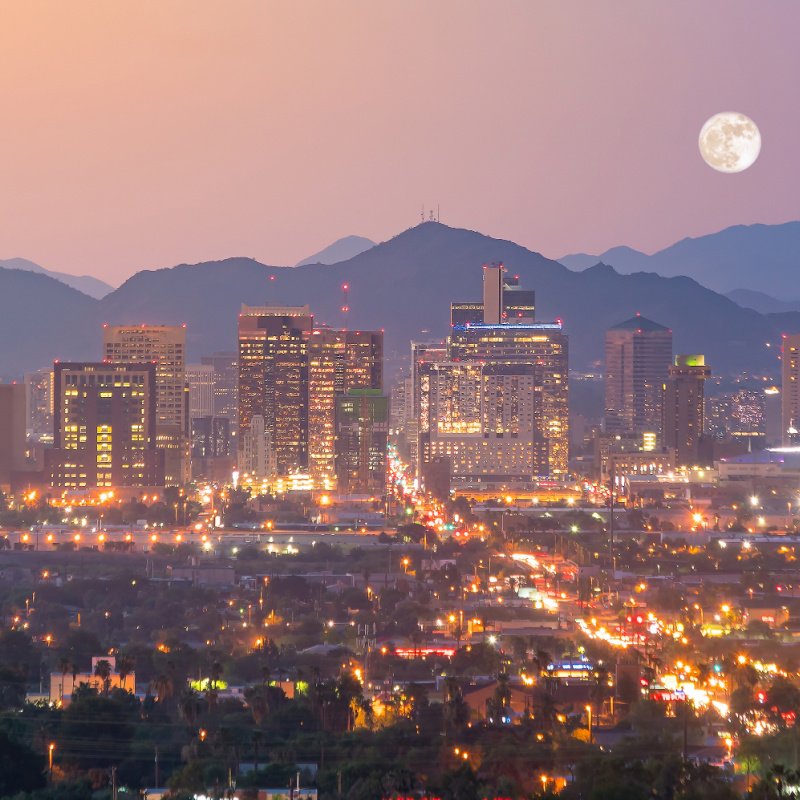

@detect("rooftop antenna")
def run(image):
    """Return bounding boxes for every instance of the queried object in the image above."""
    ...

[421,205,425,223]
[437,204,440,222]
[429,210,434,222]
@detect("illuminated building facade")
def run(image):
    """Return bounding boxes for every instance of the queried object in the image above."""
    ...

[46,362,164,489]
[662,354,711,466]
[417,266,567,486]
[409,341,448,473]
[334,389,389,493]
[186,364,214,420]
[782,333,800,444]
[448,322,569,478]
[238,306,313,475]
[239,414,277,479]
[604,315,672,435]
[24,368,54,443]
[201,351,238,422]
[103,325,188,485]
[306,327,384,485]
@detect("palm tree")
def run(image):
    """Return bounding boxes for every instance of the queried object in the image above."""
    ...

[151,673,174,704]
[117,655,135,692]
[94,659,112,695]
[58,657,71,702]
[178,687,202,726]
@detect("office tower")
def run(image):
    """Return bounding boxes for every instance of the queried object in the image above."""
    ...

[103,325,188,485]
[0,384,27,492]
[409,341,448,473]
[306,327,384,485]
[238,306,313,474]
[448,320,569,477]
[191,416,231,459]
[306,327,342,482]
[482,262,504,324]
[24,369,54,443]
[335,389,389,493]
[604,315,672,435]
[186,364,214,420]
[662,355,711,466]
[239,415,276,479]
[764,386,782,446]
[782,333,800,444]
[45,363,163,489]
[452,266,536,328]
[501,273,536,323]
[201,351,238,421]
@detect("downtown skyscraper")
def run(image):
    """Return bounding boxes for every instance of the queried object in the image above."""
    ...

[417,263,568,488]
[238,306,384,488]
[103,324,189,486]
[604,315,673,436]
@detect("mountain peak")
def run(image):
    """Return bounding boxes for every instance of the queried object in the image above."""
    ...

[295,235,375,267]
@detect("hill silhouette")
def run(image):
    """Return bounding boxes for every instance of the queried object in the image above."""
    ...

[0,222,795,379]
[558,221,800,296]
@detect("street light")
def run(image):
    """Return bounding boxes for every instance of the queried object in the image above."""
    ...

[585,704,593,744]
[48,743,55,776]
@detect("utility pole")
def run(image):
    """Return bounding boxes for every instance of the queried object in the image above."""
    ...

[112,766,118,800]
[154,745,159,787]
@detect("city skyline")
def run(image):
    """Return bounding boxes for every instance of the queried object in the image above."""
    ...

[0,2,798,283]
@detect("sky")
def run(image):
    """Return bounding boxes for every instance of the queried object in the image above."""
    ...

[0,1,798,284]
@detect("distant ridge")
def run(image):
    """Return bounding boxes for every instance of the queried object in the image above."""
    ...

[0,257,114,299]
[295,235,375,266]
[1,221,799,379]
[556,221,800,295]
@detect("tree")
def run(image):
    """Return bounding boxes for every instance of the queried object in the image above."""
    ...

[0,730,46,795]
[93,659,112,695]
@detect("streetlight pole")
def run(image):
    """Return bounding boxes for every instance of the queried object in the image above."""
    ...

[585,705,593,744]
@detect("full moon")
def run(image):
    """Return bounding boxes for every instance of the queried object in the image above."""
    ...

[698,112,761,173]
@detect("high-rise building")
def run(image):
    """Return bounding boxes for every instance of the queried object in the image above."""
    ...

[450,268,536,327]
[24,369,54,443]
[306,327,384,485]
[186,364,214,421]
[448,321,569,477]
[103,325,188,485]
[409,341,448,474]
[201,352,238,421]
[482,262,504,324]
[45,362,164,489]
[191,416,231,459]
[335,389,389,493]
[417,267,567,487]
[238,306,313,474]
[662,355,711,466]
[604,315,672,436]
[0,384,27,492]
[782,333,800,444]
[239,414,276,480]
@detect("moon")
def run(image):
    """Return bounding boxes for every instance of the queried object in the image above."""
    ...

[698,112,761,173]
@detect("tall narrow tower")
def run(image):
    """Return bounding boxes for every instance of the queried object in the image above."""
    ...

[662,354,710,466]
[482,263,504,324]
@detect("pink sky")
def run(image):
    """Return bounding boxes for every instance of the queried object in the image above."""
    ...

[0,1,797,284]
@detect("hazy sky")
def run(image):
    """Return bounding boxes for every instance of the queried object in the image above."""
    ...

[1,1,798,284]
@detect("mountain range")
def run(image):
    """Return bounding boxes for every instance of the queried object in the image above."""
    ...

[558,221,800,298]
[1,221,798,381]
[0,257,113,299]
[295,235,375,266]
